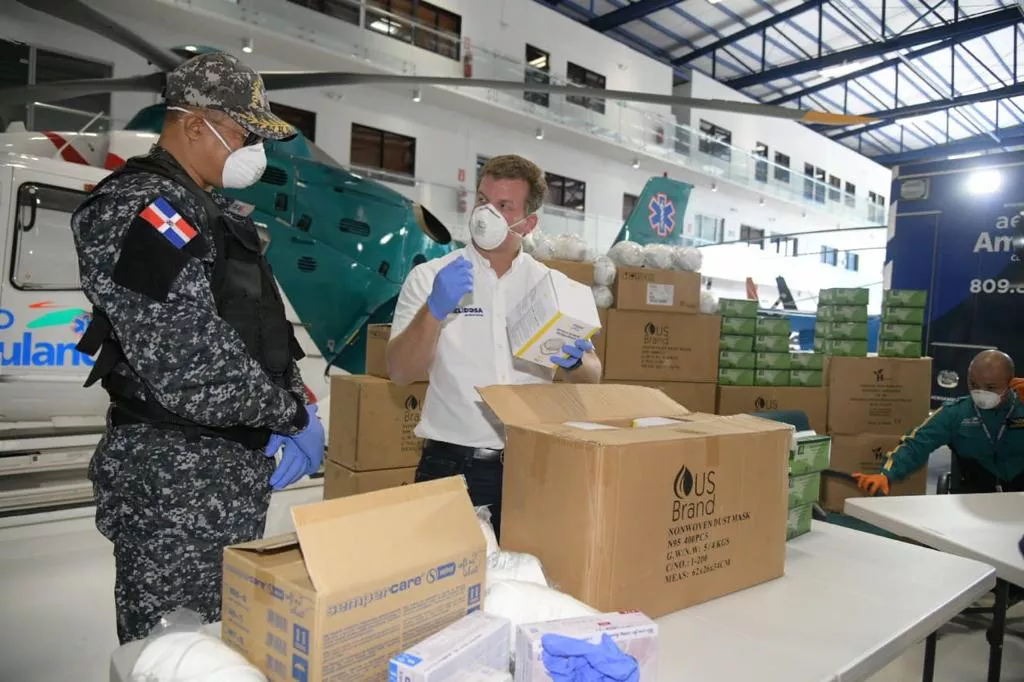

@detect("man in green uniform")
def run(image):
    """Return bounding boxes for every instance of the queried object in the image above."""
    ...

[854,350,1024,495]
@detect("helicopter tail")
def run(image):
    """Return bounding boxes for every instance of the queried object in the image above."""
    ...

[612,176,694,247]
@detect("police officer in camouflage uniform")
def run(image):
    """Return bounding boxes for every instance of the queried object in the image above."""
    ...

[71,52,325,644]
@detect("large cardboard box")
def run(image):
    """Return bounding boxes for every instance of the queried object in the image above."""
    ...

[221,478,488,682]
[606,380,717,413]
[602,310,721,383]
[543,259,595,286]
[826,357,932,435]
[479,383,789,618]
[614,266,700,314]
[323,461,417,499]
[819,433,928,512]
[328,375,427,470]
[365,324,427,382]
[716,386,828,434]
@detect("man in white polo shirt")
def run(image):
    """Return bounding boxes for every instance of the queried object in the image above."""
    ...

[386,154,601,539]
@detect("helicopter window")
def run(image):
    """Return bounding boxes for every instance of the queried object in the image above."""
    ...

[350,123,416,177]
[11,183,85,291]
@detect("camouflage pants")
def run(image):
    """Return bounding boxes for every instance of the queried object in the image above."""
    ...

[89,422,274,645]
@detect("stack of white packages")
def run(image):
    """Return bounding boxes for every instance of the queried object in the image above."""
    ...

[388,612,510,682]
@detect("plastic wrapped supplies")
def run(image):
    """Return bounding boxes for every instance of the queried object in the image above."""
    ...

[700,290,719,314]
[592,256,616,287]
[476,505,500,559]
[591,285,614,309]
[131,609,266,682]
[672,246,703,273]
[552,234,589,262]
[607,241,645,268]
[488,551,549,587]
[484,580,600,654]
[531,232,557,262]
[642,243,675,270]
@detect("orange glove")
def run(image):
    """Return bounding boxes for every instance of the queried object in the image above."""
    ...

[852,473,890,496]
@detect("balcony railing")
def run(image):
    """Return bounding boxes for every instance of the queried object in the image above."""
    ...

[171,0,886,225]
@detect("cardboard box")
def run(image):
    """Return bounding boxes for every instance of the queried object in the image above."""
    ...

[613,267,700,314]
[366,324,427,382]
[389,611,510,682]
[323,461,416,499]
[479,383,790,618]
[883,289,928,308]
[756,317,792,336]
[787,503,813,540]
[817,321,869,340]
[721,317,757,336]
[817,305,868,323]
[880,323,923,342]
[819,433,928,512]
[754,335,790,353]
[716,386,828,434]
[756,352,791,370]
[720,335,755,352]
[594,308,609,367]
[602,310,721,383]
[826,357,932,435]
[606,380,717,414]
[790,352,825,371]
[788,472,821,508]
[790,370,824,387]
[883,307,926,325]
[718,368,755,386]
[543,259,595,286]
[515,612,658,682]
[755,369,790,387]
[221,478,488,682]
[720,350,756,369]
[328,375,427,470]
[790,434,832,476]
[819,288,869,305]
[879,340,923,358]
[717,298,759,318]
[508,271,601,368]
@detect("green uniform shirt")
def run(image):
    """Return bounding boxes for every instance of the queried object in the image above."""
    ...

[882,392,1024,483]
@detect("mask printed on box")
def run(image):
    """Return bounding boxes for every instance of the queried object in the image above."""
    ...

[470,203,530,250]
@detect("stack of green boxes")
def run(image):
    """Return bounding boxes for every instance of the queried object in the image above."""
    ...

[815,287,870,356]
[787,432,832,541]
[879,290,928,358]
[754,316,792,387]
[718,299,759,386]
[790,351,824,386]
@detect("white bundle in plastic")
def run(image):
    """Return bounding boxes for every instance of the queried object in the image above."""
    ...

[700,291,718,314]
[476,506,500,559]
[582,243,598,264]
[530,232,556,262]
[484,580,599,654]
[591,285,614,309]
[521,231,537,256]
[592,256,616,286]
[552,234,589,262]
[488,551,548,587]
[131,632,266,682]
[642,243,676,270]
[607,241,645,268]
[672,246,703,272]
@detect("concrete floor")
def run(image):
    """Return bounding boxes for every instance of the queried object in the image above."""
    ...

[1,449,1022,681]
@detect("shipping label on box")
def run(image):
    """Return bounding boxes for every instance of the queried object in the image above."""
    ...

[478,384,789,619]
[819,288,870,305]
[328,375,427,470]
[715,386,828,434]
[756,317,792,336]
[790,370,824,387]
[883,289,928,308]
[817,305,869,323]
[878,340,922,358]
[755,369,790,386]
[717,298,759,318]
[787,503,813,540]
[614,267,700,314]
[323,461,416,500]
[721,316,757,336]
[790,435,831,476]
[826,357,932,435]
[756,352,791,370]
[880,323,923,342]
[817,321,869,340]
[720,350,756,369]
[883,306,926,325]
[718,368,755,386]
[790,352,825,371]
[720,334,755,352]
[542,259,595,286]
[508,271,601,368]
[221,478,488,682]
[603,310,721,382]
[788,472,821,508]
[820,433,927,512]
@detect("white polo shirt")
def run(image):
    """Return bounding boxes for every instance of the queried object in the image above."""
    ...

[389,244,558,449]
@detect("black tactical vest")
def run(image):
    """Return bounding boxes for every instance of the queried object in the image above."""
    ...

[76,150,304,448]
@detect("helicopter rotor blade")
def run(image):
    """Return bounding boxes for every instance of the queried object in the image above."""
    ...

[15,0,183,71]
[260,72,878,126]
[0,74,166,106]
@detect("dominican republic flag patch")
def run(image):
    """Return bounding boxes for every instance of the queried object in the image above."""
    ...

[138,197,198,249]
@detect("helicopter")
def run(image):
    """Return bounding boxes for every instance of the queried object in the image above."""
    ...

[0,0,876,386]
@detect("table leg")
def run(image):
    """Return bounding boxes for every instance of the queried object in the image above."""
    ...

[922,632,937,682]
[986,579,1009,682]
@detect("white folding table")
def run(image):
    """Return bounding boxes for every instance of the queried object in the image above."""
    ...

[845,492,1024,682]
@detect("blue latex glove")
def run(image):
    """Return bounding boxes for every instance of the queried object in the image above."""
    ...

[264,433,285,458]
[551,338,594,370]
[269,404,325,490]
[541,633,639,682]
[427,256,473,320]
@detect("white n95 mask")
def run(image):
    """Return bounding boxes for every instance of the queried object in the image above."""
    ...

[971,389,1003,410]
[470,203,528,250]
[168,106,267,189]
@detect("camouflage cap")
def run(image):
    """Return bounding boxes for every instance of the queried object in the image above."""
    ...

[164,52,296,141]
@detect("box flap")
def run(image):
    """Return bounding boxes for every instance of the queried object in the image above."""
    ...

[229,532,299,553]
[290,477,480,595]
[477,383,688,427]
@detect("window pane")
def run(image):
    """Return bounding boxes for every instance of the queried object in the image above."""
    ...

[0,40,29,133]
[382,132,415,174]
[350,124,383,168]
[12,183,85,289]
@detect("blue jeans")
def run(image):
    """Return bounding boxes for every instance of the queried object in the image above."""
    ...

[415,440,504,542]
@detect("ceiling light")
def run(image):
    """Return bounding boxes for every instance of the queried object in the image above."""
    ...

[184,45,198,52]
[412,88,421,102]
[967,169,1002,195]
[632,158,640,169]
[242,38,253,54]
[535,127,544,140]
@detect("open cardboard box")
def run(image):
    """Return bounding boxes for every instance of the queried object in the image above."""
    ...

[479,383,790,619]
[221,477,487,682]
